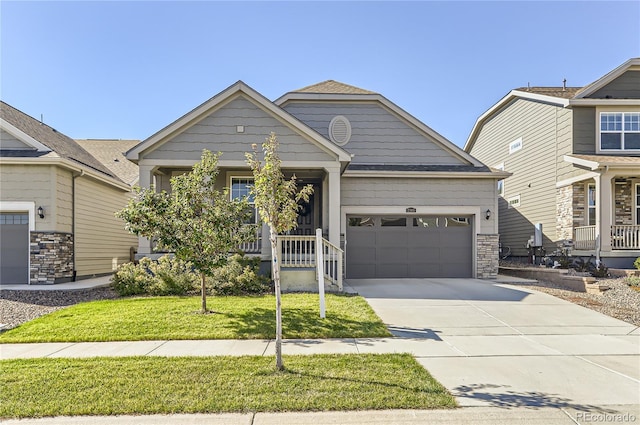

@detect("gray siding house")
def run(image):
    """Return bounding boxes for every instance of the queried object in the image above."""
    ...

[465,58,640,268]
[127,81,506,289]
[0,102,138,284]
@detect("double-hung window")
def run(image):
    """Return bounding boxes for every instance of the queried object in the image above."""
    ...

[600,112,640,151]
[231,177,257,224]
[587,183,596,226]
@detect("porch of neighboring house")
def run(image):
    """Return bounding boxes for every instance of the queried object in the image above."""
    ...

[561,174,640,267]
[136,164,343,291]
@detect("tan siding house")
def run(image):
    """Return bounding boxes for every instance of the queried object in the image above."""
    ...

[0,102,137,284]
[465,58,640,268]
[127,80,506,287]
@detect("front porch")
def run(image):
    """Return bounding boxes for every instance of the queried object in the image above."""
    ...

[559,171,640,266]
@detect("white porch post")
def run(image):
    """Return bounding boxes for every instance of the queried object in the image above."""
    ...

[595,171,614,258]
[326,166,341,246]
[137,165,155,255]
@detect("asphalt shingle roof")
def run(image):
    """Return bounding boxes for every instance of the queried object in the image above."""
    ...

[513,87,582,99]
[75,139,140,185]
[0,101,118,179]
[292,80,377,95]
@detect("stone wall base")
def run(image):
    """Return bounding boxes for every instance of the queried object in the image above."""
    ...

[477,234,499,279]
[30,232,73,284]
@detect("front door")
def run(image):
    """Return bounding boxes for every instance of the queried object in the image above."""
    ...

[293,192,315,235]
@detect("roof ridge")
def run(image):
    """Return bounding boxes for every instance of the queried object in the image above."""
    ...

[291,80,377,95]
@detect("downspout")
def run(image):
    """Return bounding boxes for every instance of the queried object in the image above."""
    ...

[71,170,85,281]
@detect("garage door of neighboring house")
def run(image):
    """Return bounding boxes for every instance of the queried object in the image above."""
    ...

[0,213,29,284]
[346,215,473,279]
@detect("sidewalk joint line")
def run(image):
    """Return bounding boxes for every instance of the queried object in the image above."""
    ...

[561,407,581,424]
[145,340,169,355]
[575,355,640,383]
[261,340,271,356]
[45,342,78,358]
[627,326,639,335]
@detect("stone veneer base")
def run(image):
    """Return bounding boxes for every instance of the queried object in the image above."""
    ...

[30,232,73,284]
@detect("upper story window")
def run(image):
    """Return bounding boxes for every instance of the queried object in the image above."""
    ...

[495,163,505,196]
[600,112,640,151]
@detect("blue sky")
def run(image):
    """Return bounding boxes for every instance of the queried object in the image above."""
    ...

[1,1,639,148]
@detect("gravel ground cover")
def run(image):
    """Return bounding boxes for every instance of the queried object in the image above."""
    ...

[0,287,118,330]
[500,261,640,327]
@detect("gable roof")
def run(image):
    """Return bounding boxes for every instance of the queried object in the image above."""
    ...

[292,80,376,95]
[75,139,140,185]
[277,82,484,167]
[126,81,352,162]
[0,101,118,179]
[574,58,640,99]
[465,59,640,152]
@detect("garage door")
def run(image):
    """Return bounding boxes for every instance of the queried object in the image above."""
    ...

[346,215,473,278]
[0,213,29,284]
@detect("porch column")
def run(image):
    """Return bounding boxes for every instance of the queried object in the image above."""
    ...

[137,165,155,255]
[326,166,341,245]
[595,171,614,257]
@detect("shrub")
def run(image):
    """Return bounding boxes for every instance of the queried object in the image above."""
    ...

[625,275,640,287]
[633,257,640,270]
[207,253,271,296]
[111,256,199,297]
[591,261,610,278]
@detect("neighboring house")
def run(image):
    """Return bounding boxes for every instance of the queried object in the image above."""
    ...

[126,80,506,289]
[465,58,640,268]
[0,102,138,284]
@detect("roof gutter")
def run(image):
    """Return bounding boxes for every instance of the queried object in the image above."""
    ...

[342,170,512,179]
[0,157,131,191]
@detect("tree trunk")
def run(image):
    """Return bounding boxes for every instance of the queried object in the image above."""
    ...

[270,228,284,371]
[201,272,207,314]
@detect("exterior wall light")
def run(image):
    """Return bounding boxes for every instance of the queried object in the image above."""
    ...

[37,206,45,219]
[485,209,491,220]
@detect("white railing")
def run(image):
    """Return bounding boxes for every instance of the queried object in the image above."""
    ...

[574,225,596,250]
[611,225,640,250]
[239,227,262,253]
[278,235,316,267]
[277,231,343,290]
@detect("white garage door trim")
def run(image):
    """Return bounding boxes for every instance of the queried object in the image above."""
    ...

[341,206,481,278]
[0,201,35,285]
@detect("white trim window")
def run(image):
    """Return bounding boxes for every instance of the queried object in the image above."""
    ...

[600,112,640,151]
[636,183,640,225]
[587,183,596,226]
[509,137,522,154]
[495,163,505,196]
[230,177,257,223]
[507,194,521,209]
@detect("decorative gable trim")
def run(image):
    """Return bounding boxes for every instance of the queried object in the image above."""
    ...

[126,81,351,162]
[0,118,51,152]
[574,58,640,99]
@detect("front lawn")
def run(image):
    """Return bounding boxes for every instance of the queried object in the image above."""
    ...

[0,294,390,342]
[0,354,456,418]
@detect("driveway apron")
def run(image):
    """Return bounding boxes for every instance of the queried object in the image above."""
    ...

[347,278,640,414]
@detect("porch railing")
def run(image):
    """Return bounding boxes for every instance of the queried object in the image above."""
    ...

[277,233,343,290]
[574,226,596,250]
[611,225,640,250]
[574,224,640,250]
[239,227,262,253]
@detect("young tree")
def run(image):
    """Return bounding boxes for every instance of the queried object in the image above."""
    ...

[246,132,313,370]
[117,150,255,313]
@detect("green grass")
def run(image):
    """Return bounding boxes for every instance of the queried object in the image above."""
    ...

[0,294,391,342]
[0,354,456,418]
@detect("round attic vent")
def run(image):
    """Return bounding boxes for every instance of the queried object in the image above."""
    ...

[329,115,352,146]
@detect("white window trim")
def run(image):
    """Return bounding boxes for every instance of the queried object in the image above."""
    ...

[598,112,640,153]
[509,137,523,154]
[495,163,505,196]
[635,183,640,226]
[587,183,596,226]
[507,195,521,209]
[229,176,255,203]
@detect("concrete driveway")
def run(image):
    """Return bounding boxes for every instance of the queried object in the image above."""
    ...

[347,278,640,417]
